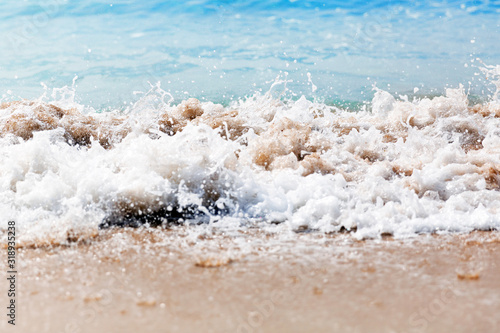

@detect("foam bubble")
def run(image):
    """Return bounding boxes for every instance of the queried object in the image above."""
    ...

[1,67,500,245]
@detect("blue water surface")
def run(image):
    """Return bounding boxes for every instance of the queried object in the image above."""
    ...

[0,0,499,107]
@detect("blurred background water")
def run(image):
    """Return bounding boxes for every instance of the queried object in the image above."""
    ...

[0,0,499,108]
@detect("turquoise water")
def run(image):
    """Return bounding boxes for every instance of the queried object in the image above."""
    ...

[2,1,500,240]
[1,0,499,107]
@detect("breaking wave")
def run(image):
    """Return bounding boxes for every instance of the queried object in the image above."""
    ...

[1,65,500,244]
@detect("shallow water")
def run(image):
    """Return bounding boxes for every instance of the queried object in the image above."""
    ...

[1,1,499,106]
[1,1,500,242]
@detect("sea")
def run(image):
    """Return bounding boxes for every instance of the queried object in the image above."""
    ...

[1,0,500,244]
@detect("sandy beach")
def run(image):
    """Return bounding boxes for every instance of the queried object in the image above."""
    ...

[2,228,499,333]
[2,1,500,333]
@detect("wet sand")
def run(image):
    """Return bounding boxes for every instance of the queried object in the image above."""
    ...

[1,228,500,333]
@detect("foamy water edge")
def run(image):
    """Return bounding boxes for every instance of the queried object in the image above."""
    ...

[1,66,500,245]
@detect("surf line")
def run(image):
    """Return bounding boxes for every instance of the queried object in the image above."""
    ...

[6,220,16,326]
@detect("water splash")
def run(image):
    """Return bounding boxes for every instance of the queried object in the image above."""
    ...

[0,67,500,246]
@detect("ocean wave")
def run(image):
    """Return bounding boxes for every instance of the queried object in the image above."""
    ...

[1,66,500,245]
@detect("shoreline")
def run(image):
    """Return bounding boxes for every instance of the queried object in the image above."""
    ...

[1,228,499,332]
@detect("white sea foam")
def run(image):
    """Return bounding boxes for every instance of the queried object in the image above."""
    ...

[1,67,500,245]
